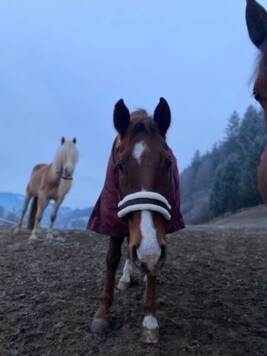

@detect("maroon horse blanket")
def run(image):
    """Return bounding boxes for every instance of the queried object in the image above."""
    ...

[87,140,185,237]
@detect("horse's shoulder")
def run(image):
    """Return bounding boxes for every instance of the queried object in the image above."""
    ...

[31,163,48,174]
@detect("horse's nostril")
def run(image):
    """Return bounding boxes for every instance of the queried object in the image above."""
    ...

[131,246,149,273]
[155,245,167,270]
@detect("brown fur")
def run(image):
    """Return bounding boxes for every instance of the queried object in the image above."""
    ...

[117,112,170,252]
[246,0,267,204]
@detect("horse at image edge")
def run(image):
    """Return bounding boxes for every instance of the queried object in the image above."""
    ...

[246,0,267,203]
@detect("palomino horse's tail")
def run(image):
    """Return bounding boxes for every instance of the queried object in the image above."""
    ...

[27,197,38,230]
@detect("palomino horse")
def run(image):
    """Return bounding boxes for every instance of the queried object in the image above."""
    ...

[246,0,267,203]
[91,98,181,343]
[15,137,79,240]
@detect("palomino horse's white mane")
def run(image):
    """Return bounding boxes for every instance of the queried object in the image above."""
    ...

[50,138,79,180]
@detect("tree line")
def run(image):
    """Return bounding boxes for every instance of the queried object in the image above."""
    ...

[180,106,266,224]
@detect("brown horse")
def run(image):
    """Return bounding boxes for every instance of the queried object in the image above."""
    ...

[90,98,182,343]
[15,137,79,240]
[246,0,267,203]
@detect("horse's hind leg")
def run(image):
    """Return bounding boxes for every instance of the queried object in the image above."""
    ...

[91,236,124,335]
[14,191,32,234]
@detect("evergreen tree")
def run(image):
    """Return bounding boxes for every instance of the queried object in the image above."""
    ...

[223,111,241,155]
[210,153,241,216]
[181,105,265,223]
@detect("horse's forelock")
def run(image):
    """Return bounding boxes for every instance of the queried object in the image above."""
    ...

[128,110,158,138]
[130,109,149,121]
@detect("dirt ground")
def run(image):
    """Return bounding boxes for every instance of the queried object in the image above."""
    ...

[1,224,267,356]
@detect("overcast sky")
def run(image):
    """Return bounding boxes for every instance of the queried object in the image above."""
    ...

[0,0,261,209]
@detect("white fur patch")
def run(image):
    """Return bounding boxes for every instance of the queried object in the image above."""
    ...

[137,211,161,265]
[133,141,148,165]
[120,259,132,283]
[143,315,159,329]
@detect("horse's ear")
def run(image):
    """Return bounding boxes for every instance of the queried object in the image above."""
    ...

[153,97,171,139]
[61,137,65,145]
[73,138,77,144]
[113,99,130,138]
[246,0,267,49]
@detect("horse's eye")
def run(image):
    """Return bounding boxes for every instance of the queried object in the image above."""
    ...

[116,163,123,172]
[253,90,261,102]
[166,160,172,169]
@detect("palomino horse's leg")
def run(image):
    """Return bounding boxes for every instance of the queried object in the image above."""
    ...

[91,236,124,334]
[14,191,32,233]
[29,196,49,240]
[46,197,64,239]
[142,275,159,344]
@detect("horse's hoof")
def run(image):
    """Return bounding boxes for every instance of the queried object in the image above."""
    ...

[46,233,53,239]
[29,233,38,241]
[91,318,109,335]
[13,227,20,235]
[142,327,159,344]
[117,280,130,291]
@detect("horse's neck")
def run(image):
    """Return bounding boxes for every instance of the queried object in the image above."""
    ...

[57,177,72,198]
[48,163,71,197]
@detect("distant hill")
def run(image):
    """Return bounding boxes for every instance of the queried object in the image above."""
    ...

[208,204,267,229]
[0,192,25,212]
[0,192,93,229]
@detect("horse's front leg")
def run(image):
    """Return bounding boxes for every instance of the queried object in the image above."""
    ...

[142,275,159,344]
[91,236,124,334]
[47,196,64,239]
[29,197,48,240]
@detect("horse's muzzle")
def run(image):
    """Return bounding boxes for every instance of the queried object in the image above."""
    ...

[131,245,166,274]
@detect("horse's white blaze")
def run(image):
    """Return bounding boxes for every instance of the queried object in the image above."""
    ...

[137,211,161,268]
[119,259,132,284]
[133,141,148,165]
[143,315,159,330]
